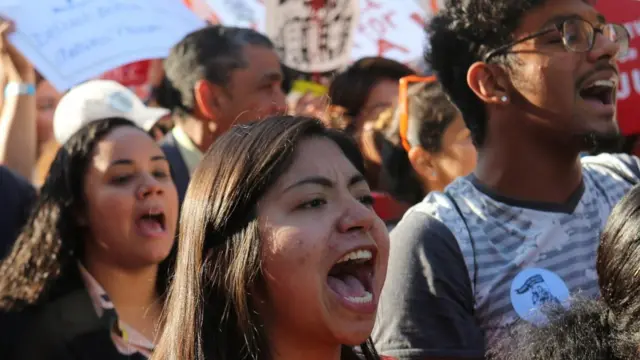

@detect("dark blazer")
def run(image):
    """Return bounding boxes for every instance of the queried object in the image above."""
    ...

[159,132,190,207]
[3,275,145,360]
[0,166,37,260]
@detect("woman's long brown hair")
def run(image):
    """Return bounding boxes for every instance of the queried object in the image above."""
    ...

[153,116,379,360]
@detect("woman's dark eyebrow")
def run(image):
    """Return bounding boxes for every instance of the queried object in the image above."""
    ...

[109,155,168,167]
[282,174,366,193]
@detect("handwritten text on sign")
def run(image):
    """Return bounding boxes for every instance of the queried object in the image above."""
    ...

[1,0,205,92]
[206,0,264,30]
[352,0,426,64]
[199,0,429,66]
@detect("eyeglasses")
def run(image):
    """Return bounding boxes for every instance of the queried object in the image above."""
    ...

[483,18,630,62]
[398,75,437,152]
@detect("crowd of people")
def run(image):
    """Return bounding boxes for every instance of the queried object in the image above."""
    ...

[0,0,638,359]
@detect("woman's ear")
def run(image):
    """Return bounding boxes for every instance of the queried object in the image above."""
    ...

[408,146,437,182]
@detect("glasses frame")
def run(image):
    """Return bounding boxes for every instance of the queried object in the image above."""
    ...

[483,18,630,63]
[398,75,437,152]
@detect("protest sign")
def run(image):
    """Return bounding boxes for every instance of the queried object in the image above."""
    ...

[596,0,640,135]
[415,0,443,15]
[266,0,359,73]
[352,0,427,65]
[99,59,157,101]
[205,0,264,29]
[183,0,218,23]
[1,0,205,92]
[100,60,151,87]
[189,0,430,67]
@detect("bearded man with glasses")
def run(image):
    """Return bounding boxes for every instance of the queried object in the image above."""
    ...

[373,1,638,359]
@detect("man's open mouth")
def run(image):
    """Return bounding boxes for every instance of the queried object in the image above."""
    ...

[326,248,375,304]
[579,79,616,105]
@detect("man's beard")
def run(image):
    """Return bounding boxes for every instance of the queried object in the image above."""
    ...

[577,131,626,155]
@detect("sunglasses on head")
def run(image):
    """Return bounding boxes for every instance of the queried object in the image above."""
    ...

[398,75,437,152]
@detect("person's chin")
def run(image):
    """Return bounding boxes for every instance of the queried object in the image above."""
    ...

[573,126,621,152]
[328,320,376,347]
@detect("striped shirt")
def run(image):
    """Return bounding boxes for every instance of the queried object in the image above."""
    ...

[373,153,640,359]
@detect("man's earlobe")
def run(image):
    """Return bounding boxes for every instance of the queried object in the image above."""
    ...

[467,62,510,105]
[194,80,223,120]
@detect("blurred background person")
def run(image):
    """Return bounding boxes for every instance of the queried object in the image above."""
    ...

[157,25,287,205]
[154,116,388,360]
[34,73,62,156]
[0,118,178,360]
[380,78,477,207]
[0,165,36,260]
[328,57,416,191]
[0,19,37,180]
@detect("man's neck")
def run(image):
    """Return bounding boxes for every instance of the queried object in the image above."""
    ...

[474,132,583,205]
[176,115,217,153]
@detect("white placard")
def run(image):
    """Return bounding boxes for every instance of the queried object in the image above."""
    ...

[351,0,427,64]
[196,0,433,68]
[266,0,359,73]
[206,0,264,30]
[1,0,205,92]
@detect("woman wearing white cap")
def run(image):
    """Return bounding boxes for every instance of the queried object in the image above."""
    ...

[53,79,170,145]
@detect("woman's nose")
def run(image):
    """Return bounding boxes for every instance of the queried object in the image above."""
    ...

[136,174,164,200]
[337,198,376,234]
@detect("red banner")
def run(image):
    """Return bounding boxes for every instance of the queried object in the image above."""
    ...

[99,60,163,102]
[597,1,640,135]
[100,60,151,87]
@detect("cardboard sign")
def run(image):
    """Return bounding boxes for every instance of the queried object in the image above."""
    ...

[266,0,359,73]
[193,0,433,68]
[351,0,425,64]
[597,0,640,135]
[2,0,205,91]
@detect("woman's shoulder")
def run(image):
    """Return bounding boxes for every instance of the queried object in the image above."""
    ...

[0,306,65,360]
[1,290,120,360]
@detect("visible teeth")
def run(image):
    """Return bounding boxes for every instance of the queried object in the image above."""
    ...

[588,79,615,89]
[336,249,372,264]
[346,291,373,304]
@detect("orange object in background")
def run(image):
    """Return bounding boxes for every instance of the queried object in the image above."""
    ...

[597,0,640,135]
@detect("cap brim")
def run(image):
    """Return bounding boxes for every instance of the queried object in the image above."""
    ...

[137,107,171,131]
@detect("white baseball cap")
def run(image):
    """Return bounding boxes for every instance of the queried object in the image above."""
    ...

[54,80,170,144]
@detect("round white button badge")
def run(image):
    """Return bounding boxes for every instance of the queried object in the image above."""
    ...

[510,268,570,325]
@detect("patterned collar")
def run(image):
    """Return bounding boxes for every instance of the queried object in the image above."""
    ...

[78,264,155,358]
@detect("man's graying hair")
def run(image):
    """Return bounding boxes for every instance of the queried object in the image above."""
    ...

[159,25,274,115]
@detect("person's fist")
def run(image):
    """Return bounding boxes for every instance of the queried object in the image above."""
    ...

[0,18,35,82]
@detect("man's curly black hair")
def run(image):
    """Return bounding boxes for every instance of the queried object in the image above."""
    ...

[488,297,640,360]
[426,0,547,147]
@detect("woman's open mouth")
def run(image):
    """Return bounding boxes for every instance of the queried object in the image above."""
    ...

[135,208,167,238]
[326,247,377,312]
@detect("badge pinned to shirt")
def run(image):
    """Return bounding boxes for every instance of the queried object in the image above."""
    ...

[510,268,571,325]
